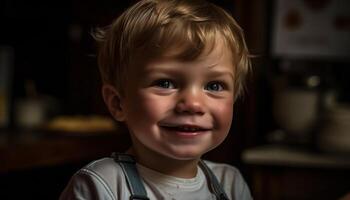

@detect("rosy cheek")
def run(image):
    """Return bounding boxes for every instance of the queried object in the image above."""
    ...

[132,93,170,121]
[215,99,234,128]
[142,98,163,118]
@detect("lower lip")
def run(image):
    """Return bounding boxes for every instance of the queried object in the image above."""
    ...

[161,127,209,138]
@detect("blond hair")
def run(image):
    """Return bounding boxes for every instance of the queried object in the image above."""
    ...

[94,0,251,99]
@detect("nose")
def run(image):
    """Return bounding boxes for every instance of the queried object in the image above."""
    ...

[175,87,205,115]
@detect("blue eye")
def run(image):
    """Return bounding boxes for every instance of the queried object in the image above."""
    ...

[205,82,224,91]
[154,79,175,89]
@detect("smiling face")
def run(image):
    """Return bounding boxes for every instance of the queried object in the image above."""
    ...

[116,38,235,165]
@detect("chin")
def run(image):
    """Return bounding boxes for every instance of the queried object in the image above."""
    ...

[163,148,208,161]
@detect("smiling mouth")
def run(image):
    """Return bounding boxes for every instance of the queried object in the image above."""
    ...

[160,124,210,133]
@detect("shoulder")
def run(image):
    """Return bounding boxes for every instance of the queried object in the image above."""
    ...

[203,160,241,179]
[60,157,127,200]
[203,160,253,200]
[83,157,125,184]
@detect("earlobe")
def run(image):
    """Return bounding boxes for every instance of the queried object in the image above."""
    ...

[102,84,125,121]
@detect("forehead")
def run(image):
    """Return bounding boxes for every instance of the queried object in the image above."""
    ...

[141,39,234,74]
[128,34,235,78]
[156,35,233,65]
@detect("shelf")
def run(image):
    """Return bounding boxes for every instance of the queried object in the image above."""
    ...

[0,131,131,173]
[242,145,350,169]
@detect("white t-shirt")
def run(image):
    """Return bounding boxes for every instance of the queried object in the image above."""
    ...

[60,157,252,200]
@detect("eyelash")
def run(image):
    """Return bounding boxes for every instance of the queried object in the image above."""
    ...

[152,79,227,92]
[153,79,176,89]
[205,81,226,92]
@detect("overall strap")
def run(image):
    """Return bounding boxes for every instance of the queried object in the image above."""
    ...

[199,160,230,200]
[111,153,149,200]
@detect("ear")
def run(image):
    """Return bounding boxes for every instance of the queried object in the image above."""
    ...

[102,84,126,121]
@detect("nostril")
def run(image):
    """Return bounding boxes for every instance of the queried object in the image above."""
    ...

[175,88,205,114]
[175,101,205,115]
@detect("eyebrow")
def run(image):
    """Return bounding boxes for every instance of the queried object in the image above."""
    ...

[206,63,234,79]
[144,63,235,81]
[207,69,235,81]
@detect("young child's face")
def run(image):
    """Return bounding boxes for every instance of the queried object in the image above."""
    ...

[120,38,235,161]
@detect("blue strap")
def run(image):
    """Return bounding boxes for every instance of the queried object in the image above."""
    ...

[111,153,149,200]
[199,160,230,200]
[112,153,228,200]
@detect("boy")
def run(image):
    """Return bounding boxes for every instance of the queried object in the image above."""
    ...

[60,0,252,199]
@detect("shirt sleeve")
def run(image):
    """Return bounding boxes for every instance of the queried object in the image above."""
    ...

[59,169,116,200]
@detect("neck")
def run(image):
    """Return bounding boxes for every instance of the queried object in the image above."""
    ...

[127,147,200,178]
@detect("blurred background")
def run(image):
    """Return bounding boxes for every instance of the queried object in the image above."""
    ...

[1,0,350,199]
